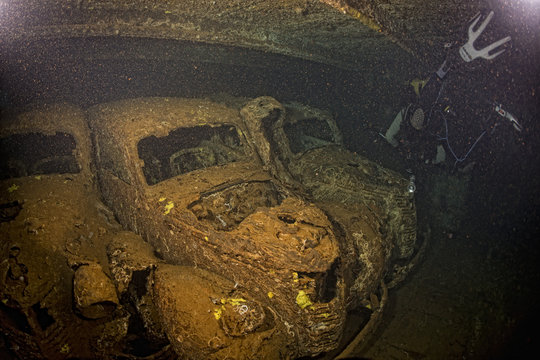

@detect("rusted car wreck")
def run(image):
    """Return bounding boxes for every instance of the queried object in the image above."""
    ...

[0,104,168,359]
[86,96,420,358]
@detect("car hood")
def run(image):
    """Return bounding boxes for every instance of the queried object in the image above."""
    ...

[145,162,340,272]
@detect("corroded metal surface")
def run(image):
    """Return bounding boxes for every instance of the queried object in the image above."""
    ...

[4,0,523,70]
[0,0,407,70]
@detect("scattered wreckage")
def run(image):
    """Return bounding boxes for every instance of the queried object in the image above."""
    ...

[1,96,421,359]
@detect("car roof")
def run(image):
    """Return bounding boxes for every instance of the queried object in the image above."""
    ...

[87,97,245,144]
[0,103,93,178]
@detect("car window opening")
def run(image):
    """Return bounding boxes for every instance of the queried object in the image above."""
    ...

[0,132,79,180]
[138,125,247,185]
[283,118,335,154]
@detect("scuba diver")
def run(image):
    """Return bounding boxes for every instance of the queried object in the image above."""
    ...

[381,11,522,172]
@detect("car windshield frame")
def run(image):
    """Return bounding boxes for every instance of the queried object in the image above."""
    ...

[282,117,338,155]
[137,123,251,185]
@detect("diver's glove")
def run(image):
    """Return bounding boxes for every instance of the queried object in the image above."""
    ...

[459,11,511,62]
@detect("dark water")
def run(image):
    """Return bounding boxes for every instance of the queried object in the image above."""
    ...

[1,36,539,358]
